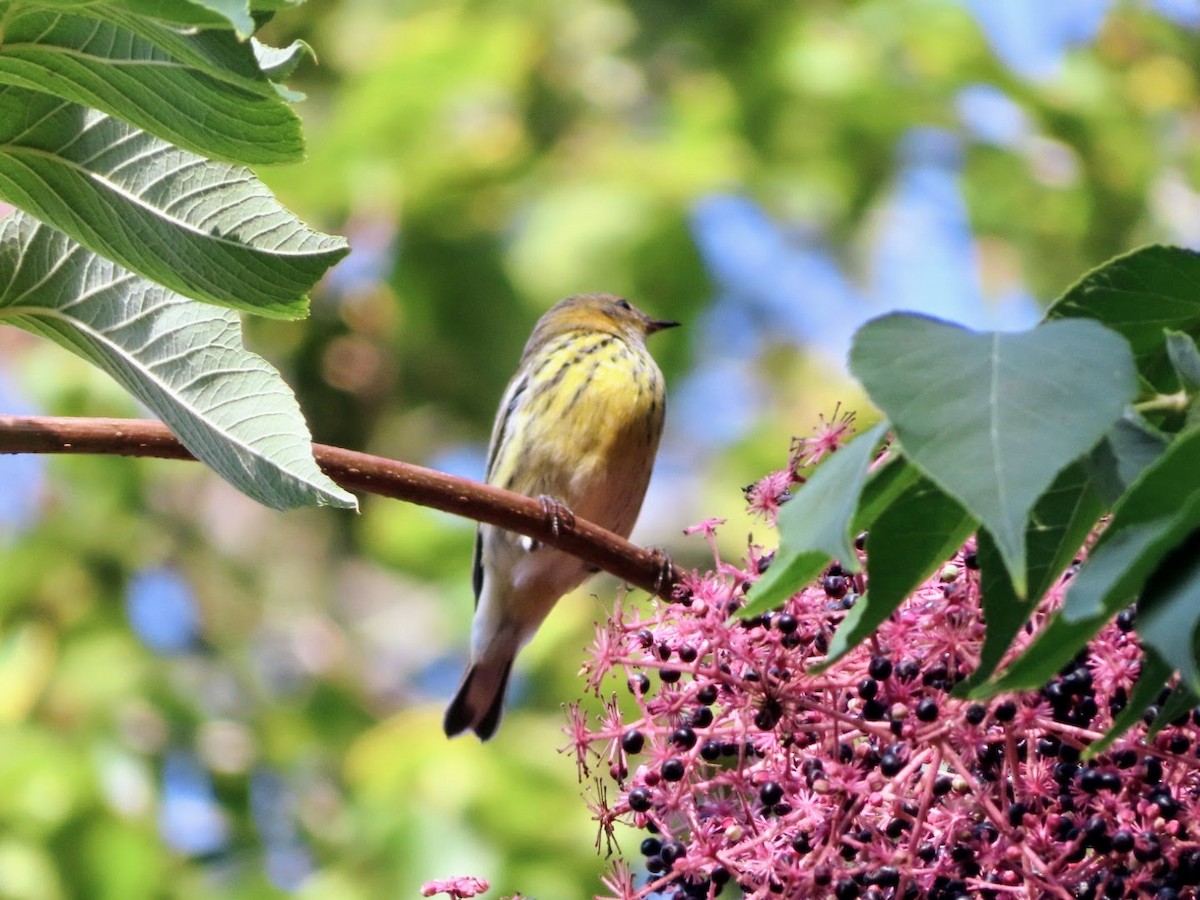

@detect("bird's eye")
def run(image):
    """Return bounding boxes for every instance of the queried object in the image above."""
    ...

[616,299,632,311]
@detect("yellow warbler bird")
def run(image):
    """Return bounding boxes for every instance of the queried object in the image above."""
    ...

[444,293,678,740]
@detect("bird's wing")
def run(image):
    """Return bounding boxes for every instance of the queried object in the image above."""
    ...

[473,371,531,604]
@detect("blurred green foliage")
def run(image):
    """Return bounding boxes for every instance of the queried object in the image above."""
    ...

[4,0,1200,897]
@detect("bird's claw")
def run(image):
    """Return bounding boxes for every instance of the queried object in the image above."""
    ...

[537,495,576,539]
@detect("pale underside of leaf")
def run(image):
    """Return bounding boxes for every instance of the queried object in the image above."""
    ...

[0,212,355,510]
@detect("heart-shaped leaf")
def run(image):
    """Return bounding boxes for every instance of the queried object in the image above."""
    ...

[850,314,1136,596]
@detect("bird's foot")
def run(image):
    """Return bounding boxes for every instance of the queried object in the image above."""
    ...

[537,495,576,539]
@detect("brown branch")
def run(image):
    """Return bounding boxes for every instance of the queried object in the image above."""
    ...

[0,415,680,598]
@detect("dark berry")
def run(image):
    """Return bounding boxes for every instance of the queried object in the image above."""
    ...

[622,730,645,754]
[916,697,939,722]
[696,683,718,705]
[880,752,903,777]
[678,644,698,663]
[628,788,651,812]
[964,704,987,725]
[896,658,920,681]
[660,840,686,865]
[754,704,780,730]
[776,613,798,634]
[700,740,722,761]
[660,668,681,684]
[759,781,784,806]
[640,837,662,856]
[690,706,714,729]
[834,877,860,899]
[823,574,848,599]
[629,673,650,694]
[671,727,697,751]
[993,701,1017,722]
[868,656,893,680]
[858,677,879,701]
[661,759,686,782]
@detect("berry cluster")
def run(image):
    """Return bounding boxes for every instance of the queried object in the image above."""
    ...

[568,473,1200,899]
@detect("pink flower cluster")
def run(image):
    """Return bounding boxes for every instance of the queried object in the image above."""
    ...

[421,876,491,898]
[568,438,1200,900]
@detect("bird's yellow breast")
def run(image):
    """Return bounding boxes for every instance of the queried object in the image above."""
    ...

[487,329,665,537]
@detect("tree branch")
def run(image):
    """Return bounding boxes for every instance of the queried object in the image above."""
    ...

[0,415,681,599]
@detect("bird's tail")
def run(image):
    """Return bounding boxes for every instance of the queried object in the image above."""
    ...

[443,651,515,740]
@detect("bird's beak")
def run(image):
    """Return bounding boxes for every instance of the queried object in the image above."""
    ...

[645,317,681,335]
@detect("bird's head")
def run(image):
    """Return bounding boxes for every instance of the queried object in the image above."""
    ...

[529,293,680,348]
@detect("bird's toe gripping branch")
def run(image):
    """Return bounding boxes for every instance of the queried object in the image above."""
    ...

[537,495,576,539]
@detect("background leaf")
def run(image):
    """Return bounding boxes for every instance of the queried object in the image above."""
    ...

[850,313,1136,596]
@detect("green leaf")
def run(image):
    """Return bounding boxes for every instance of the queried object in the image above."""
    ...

[0,212,356,511]
[0,8,303,164]
[1166,330,1200,392]
[984,427,1200,694]
[252,37,313,82]
[850,313,1136,596]
[741,422,888,618]
[1084,411,1168,506]
[960,461,1104,693]
[821,476,975,667]
[1047,245,1200,393]
[1083,652,1171,758]
[1137,531,1200,696]
[0,89,347,317]
[977,609,1094,695]
[1063,425,1200,624]
[852,453,920,531]
[1149,682,1197,741]
[104,0,255,37]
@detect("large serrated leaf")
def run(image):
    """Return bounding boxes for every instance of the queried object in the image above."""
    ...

[0,8,303,164]
[0,89,347,317]
[96,0,255,37]
[850,313,1136,597]
[741,422,888,618]
[1047,245,1200,393]
[0,212,356,511]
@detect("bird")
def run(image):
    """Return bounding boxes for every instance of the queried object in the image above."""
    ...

[444,293,678,740]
